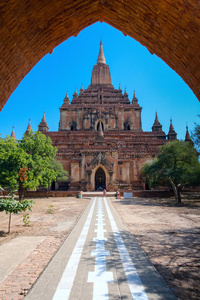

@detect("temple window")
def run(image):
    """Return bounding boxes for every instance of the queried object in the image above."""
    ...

[97,121,104,131]
[124,122,131,130]
[69,119,77,131]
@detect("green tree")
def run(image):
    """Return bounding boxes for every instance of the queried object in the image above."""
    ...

[142,141,200,203]
[0,187,34,234]
[0,136,32,196]
[191,115,200,153]
[40,160,68,197]
[39,168,57,198]
[49,159,68,182]
[19,131,57,198]
[0,132,57,199]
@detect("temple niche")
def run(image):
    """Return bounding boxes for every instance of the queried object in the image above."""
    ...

[38,41,179,191]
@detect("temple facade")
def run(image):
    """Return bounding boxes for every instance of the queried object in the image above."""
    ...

[37,41,180,191]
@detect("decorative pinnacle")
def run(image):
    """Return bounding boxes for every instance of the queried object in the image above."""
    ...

[42,112,47,122]
[11,126,16,139]
[63,91,70,104]
[27,118,32,130]
[97,40,106,64]
[25,118,32,135]
[169,118,174,131]
[155,112,159,122]
[73,88,78,97]
[185,124,191,141]
[152,112,161,127]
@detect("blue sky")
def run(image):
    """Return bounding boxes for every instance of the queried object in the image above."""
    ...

[0,22,199,140]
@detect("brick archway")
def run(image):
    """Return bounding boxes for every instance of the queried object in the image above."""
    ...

[0,0,199,110]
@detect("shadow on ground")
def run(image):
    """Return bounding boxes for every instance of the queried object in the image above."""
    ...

[111,197,200,300]
[114,196,200,209]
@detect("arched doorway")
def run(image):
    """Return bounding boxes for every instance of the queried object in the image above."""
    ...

[95,167,106,190]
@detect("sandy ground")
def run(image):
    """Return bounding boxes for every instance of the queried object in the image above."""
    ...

[0,197,89,246]
[111,194,200,300]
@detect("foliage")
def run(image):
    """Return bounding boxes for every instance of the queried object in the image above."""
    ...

[39,159,68,197]
[0,197,34,233]
[0,132,57,199]
[49,159,68,182]
[0,198,33,214]
[19,131,57,193]
[191,115,200,153]
[46,205,54,214]
[39,167,57,198]
[142,140,200,203]
[23,213,30,226]
[0,136,31,192]
[0,132,69,200]
[39,168,57,189]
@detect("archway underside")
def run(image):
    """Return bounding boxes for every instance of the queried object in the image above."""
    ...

[0,0,199,110]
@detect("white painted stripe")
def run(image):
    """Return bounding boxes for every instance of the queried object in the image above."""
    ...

[104,197,149,300]
[88,197,113,300]
[53,197,97,300]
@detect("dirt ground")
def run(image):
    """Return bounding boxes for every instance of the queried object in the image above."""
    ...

[111,194,200,300]
[0,197,89,299]
[0,195,200,300]
[0,197,89,246]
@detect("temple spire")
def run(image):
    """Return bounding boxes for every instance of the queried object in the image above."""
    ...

[38,112,49,132]
[152,112,162,132]
[73,88,78,98]
[155,112,159,123]
[91,41,112,85]
[97,40,106,64]
[169,118,174,131]
[168,118,177,140]
[11,126,16,139]
[42,112,46,122]
[185,125,191,142]
[27,118,32,130]
[63,91,70,106]
[25,119,32,135]
[132,90,138,104]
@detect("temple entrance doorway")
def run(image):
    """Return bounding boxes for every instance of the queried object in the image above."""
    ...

[95,167,106,190]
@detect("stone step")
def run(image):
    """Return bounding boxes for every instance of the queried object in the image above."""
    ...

[82,192,116,198]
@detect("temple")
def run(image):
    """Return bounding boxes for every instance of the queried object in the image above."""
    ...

[37,41,182,191]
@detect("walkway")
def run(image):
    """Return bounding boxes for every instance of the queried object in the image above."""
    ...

[25,197,176,300]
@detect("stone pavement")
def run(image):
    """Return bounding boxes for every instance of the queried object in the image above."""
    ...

[25,197,176,300]
[0,236,46,284]
[0,235,66,300]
